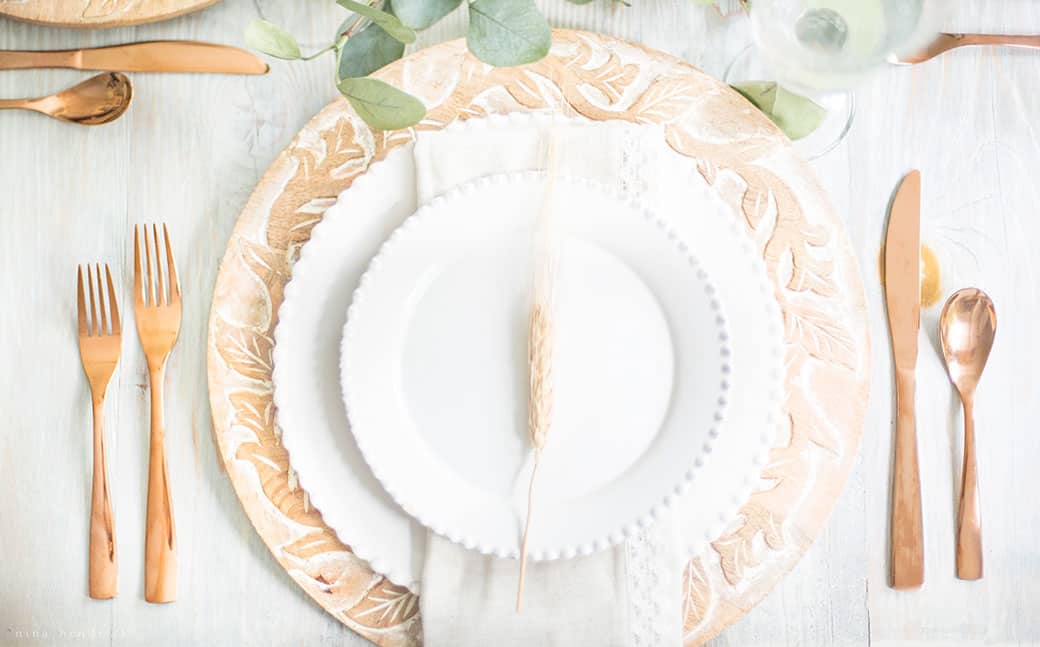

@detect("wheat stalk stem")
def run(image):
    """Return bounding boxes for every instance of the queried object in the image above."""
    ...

[516,131,560,612]
[516,453,540,611]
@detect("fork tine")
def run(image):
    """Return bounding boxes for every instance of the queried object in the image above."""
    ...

[152,223,165,306]
[163,223,180,303]
[134,226,144,307]
[87,264,99,337]
[105,264,121,335]
[95,263,108,336]
[77,265,88,336]
[144,224,156,307]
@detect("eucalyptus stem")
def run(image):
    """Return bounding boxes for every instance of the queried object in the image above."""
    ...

[339,0,382,42]
[337,17,368,47]
[302,44,337,60]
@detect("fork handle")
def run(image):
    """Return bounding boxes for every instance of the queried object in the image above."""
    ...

[89,397,117,599]
[0,99,34,110]
[145,364,177,603]
[952,33,1040,50]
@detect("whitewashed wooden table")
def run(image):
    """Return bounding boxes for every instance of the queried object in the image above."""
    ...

[2,1,1039,645]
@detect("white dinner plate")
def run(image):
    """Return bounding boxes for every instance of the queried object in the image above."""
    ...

[341,172,731,559]
[272,114,783,592]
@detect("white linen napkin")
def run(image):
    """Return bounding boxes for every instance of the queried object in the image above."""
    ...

[414,113,684,647]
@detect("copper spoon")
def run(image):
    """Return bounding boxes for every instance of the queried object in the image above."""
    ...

[939,288,997,581]
[0,72,132,125]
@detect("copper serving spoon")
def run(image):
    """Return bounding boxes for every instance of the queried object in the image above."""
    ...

[939,288,997,581]
[0,72,132,125]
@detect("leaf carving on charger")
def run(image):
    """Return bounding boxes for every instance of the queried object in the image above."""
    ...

[214,318,273,382]
[82,0,136,19]
[782,299,857,369]
[629,77,702,124]
[346,578,420,628]
[682,559,713,632]
[283,528,350,561]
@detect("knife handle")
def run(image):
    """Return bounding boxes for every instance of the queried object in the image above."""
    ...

[891,367,924,589]
[0,50,80,71]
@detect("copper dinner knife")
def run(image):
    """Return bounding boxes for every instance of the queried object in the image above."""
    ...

[0,41,269,74]
[886,169,924,590]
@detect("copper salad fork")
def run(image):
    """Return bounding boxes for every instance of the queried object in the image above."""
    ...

[133,224,182,604]
[892,33,1040,65]
[77,264,121,600]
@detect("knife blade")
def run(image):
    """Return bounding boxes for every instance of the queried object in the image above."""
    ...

[885,169,924,590]
[0,41,269,75]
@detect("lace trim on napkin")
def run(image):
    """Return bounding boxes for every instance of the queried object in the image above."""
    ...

[625,523,680,647]
[620,122,675,647]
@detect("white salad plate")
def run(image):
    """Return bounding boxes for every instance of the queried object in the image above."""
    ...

[272,115,783,592]
[341,172,730,560]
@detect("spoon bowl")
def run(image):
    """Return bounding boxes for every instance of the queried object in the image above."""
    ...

[940,288,997,396]
[0,72,132,125]
[939,287,996,581]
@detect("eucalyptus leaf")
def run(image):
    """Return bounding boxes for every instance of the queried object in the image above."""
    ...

[338,21,405,80]
[338,77,426,130]
[391,0,462,29]
[337,0,416,43]
[244,20,302,60]
[731,81,826,140]
[467,0,551,67]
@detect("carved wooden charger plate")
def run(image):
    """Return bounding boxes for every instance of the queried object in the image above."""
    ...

[0,0,219,28]
[207,30,870,646]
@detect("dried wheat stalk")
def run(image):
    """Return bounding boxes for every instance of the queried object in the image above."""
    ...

[517,132,560,612]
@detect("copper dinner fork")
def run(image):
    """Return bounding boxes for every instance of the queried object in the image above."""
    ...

[133,224,181,604]
[77,264,120,600]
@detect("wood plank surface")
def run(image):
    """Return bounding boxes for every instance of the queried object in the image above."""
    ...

[2,1,1038,644]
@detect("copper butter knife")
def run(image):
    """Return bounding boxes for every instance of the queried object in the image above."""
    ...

[0,41,269,74]
[886,169,924,590]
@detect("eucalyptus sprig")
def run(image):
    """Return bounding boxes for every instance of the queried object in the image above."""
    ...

[731,81,825,141]
[246,0,554,130]
[245,0,824,140]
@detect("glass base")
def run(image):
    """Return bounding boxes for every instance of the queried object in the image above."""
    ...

[724,45,855,160]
